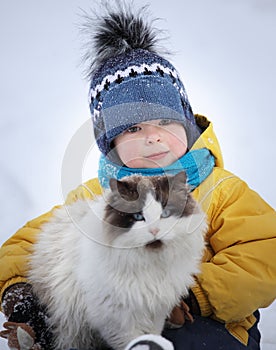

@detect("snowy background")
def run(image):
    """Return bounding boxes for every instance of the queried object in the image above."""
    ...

[0,0,275,348]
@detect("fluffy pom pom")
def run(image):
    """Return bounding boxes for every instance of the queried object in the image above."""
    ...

[80,1,166,79]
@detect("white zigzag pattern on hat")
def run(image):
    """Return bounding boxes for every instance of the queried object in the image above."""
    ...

[89,63,181,103]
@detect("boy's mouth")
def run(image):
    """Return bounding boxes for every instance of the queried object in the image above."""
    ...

[145,151,169,160]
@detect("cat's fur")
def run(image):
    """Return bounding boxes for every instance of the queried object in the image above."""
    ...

[28,172,207,350]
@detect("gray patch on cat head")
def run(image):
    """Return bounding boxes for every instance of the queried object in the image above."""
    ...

[103,172,198,231]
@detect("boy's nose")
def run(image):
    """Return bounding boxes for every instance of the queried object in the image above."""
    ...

[147,136,161,144]
[145,126,161,144]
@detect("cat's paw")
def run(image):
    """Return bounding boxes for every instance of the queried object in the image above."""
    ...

[125,334,174,350]
[0,321,37,350]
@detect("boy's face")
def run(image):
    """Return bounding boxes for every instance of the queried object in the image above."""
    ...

[113,119,188,168]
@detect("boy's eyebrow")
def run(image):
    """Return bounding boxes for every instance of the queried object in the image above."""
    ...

[143,120,159,125]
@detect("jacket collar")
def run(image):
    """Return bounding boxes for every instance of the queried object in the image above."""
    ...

[192,115,224,168]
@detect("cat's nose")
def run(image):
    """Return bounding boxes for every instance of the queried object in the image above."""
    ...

[150,227,160,236]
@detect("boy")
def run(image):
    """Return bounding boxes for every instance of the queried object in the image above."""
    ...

[1,5,276,350]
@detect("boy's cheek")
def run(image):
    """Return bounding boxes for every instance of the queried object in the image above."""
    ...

[114,140,142,164]
[115,148,137,167]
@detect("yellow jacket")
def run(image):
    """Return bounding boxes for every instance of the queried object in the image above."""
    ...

[1,115,276,345]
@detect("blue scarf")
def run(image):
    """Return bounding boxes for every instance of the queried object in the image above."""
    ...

[98,148,215,191]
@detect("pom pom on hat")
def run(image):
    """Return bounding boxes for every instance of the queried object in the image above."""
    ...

[82,2,201,158]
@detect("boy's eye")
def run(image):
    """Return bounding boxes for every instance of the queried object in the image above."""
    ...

[159,119,172,126]
[127,125,141,133]
[133,212,144,221]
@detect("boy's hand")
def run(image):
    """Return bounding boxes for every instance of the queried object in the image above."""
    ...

[166,300,194,328]
[1,283,53,349]
[166,291,201,328]
[0,321,40,350]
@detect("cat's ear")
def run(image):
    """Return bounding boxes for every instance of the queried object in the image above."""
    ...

[170,171,187,187]
[167,172,188,195]
[109,178,126,193]
[109,178,119,192]
[109,178,132,196]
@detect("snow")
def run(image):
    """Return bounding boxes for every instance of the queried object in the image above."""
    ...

[0,0,275,349]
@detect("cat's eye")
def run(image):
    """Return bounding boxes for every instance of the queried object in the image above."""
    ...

[133,213,144,221]
[161,208,171,218]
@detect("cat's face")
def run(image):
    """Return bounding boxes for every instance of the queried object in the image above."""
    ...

[103,172,202,249]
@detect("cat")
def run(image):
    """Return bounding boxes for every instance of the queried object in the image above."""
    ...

[28,171,207,350]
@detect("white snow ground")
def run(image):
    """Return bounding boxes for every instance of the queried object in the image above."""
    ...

[0,0,275,349]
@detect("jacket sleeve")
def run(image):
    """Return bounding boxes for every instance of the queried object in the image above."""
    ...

[0,179,102,305]
[0,208,60,303]
[191,175,276,323]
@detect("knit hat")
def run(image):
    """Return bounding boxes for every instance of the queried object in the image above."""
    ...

[84,4,201,160]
